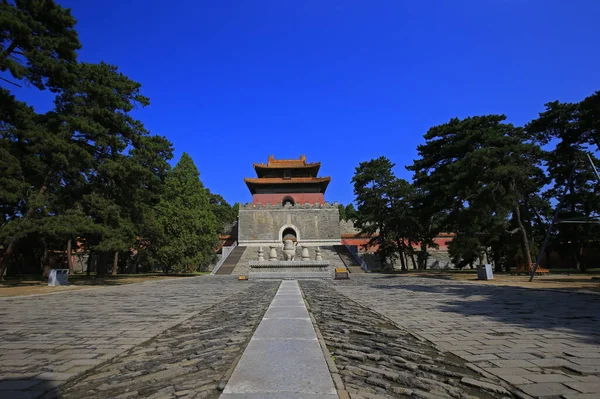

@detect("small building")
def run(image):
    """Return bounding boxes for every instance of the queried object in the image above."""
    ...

[238,155,340,248]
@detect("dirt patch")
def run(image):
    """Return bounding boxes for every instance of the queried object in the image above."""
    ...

[0,274,193,297]
[412,272,600,293]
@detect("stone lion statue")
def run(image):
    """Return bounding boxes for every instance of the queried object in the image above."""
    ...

[283,239,297,261]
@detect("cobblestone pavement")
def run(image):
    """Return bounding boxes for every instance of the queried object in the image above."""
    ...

[60,281,279,399]
[0,276,255,398]
[331,275,600,399]
[302,280,515,399]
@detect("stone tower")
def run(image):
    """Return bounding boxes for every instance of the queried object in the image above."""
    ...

[238,155,340,248]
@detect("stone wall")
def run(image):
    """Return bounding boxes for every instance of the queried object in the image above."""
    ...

[340,219,361,235]
[238,202,340,247]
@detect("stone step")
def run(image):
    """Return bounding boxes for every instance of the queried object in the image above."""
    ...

[333,245,365,273]
[215,246,247,275]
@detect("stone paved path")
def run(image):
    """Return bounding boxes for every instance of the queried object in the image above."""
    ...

[60,281,279,399]
[0,276,251,398]
[220,280,338,399]
[302,280,515,399]
[332,275,600,399]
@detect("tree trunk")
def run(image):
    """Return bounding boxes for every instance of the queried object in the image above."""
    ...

[112,251,119,276]
[418,242,428,270]
[97,252,106,277]
[41,241,50,278]
[493,251,502,273]
[573,241,585,272]
[0,183,48,281]
[397,240,406,271]
[410,252,417,270]
[66,239,74,273]
[514,204,533,266]
[86,254,92,276]
[403,251,410,271]
[0,244,14,281]
[397,249,406,271]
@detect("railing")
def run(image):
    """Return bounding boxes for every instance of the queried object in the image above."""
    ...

[211,240,238,275]
[344,243,369,272]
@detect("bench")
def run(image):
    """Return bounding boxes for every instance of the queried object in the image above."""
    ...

[511,263,549,276]
[334,268,349,280]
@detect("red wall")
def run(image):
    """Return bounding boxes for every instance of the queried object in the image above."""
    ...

[341,234,454,252]
[252,193,325,205]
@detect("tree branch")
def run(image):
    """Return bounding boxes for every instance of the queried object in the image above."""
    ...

[0,76,22,88]
[506,227,521,235]
[2,41,18,58]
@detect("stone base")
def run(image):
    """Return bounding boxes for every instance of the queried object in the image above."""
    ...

[248,261,331,279]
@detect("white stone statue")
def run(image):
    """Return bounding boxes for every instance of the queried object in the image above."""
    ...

[269,246,278,261]
[258,247,264,261]
[315,247,322,261]
[301,245,310,261]
[283,239,297,261]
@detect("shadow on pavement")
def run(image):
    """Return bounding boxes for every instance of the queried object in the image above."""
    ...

[0,377,65,398]
[366,274,600,345]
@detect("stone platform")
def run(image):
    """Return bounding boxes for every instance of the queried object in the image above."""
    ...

[248,261,331,279]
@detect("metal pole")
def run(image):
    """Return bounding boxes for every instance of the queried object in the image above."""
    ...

[586,153,600,183]
[529,161,579,281]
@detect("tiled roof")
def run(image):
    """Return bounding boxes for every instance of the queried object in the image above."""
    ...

[244,177,331,184]
[253,155,321,168]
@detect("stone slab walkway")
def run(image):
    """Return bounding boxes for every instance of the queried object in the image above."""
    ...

[332,275,600,399]
[59,281,279,399]
[220,280,337,399]
[0,276,249,398]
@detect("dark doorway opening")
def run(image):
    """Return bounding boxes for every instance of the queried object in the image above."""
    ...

[282,196,295,206]
[282,227,297,243]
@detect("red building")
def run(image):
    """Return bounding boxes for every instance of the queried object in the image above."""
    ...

[245,155,331,205]
[341,232,455,253]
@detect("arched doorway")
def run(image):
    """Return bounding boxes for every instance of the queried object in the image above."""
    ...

[281,227,297,243]
[282,196,295,206]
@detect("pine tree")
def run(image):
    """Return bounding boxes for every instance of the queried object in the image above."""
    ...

[352,157,416,270]
[337,204,346,221]
[0,0,81,90]
[527,92,600,271]
[154,153,218,273]
[408,116,544,269]
[207,191,236,234]
[345,203,358,221]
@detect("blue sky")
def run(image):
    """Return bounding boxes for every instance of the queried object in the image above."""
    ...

[9,0,600,205]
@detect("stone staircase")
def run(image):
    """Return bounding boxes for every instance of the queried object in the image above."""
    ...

[230,245,259,276]
[214,246,246,275]
[333,245,365,273]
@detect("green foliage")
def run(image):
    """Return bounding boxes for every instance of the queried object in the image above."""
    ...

[0,4,227,278]
[345,203,358,221]
[527,92,600,271]
[408,115,544,269]
[207,191,237,234]
[154,153,219,273]
[337,204,346,221]
[0,0,81,90]
[352,157,416,270]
